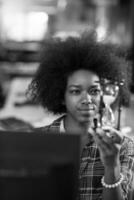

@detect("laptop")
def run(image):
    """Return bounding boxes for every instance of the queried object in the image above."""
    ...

[0,130,81,200]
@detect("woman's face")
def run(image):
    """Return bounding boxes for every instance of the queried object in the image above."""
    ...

[64,69,101,124]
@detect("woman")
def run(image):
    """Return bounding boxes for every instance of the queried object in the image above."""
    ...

[28,33,134,200]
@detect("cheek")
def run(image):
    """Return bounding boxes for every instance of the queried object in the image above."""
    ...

[64,95,78,110]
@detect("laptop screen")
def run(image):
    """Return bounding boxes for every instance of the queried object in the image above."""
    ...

[0,130,81,200]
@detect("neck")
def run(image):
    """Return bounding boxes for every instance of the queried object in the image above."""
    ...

[64,116,92,135]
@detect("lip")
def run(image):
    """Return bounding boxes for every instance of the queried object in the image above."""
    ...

[78,108,95,111]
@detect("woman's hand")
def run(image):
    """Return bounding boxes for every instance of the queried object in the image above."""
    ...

[93,126,123,168]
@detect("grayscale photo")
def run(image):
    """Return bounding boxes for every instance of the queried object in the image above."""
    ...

[0,0,133,200]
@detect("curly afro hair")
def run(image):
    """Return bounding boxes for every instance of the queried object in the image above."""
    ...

[28,32,132,115]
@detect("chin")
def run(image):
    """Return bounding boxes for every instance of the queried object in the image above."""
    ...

[79,112,97,123]
[78,115,92,124]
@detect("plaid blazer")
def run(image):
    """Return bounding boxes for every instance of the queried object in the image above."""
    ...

[36,116,134,200]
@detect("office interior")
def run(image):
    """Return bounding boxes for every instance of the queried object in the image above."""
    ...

[0,0,133,138]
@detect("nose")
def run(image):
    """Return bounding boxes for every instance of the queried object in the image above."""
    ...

[81,93,92,105]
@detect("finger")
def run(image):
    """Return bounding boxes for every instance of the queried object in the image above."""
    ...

[102,125,122,136]
[95,127,114,145]
[94,127,113,147]
[94,132,117,153]
[100,134,121,152]
[95,127,105,137]
[102,126,123,144]
[94,133,121,156]
[88,127,95,136]
[101,133,114,145]
[93,133,111,151]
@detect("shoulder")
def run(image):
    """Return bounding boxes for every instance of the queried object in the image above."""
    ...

[34,115,65,133]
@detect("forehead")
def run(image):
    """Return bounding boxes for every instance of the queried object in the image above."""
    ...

[67,70,100,87]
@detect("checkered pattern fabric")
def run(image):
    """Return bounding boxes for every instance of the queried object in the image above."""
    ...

[37,116,134,200]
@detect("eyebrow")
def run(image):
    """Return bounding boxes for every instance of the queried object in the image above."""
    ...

[68,84,100,88]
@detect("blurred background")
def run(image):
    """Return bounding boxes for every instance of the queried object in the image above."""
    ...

[0,0,134,136]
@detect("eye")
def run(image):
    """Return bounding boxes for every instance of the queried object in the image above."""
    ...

[89,88,101,96]
[69,89,81,95]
